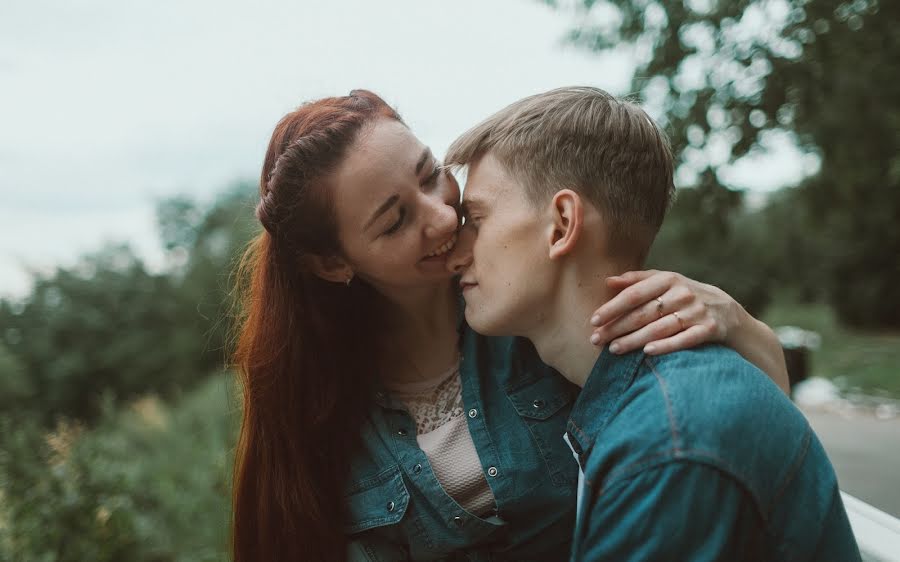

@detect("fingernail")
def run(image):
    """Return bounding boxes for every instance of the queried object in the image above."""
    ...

[590,333,602,345]
[590,315,600,326]
[610,342,621,354]
[645,344,656,354]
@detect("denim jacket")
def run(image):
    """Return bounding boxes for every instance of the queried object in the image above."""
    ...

[345,316,579,561]
[566,344,860,561]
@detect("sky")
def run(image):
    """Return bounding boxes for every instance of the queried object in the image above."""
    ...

[0,0,811,299]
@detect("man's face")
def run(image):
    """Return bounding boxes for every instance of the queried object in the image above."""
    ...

[447,154,554,336]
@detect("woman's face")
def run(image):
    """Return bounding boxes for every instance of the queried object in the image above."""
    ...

[328,118,460,293]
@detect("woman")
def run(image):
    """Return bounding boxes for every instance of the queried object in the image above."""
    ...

[231,90,788,561]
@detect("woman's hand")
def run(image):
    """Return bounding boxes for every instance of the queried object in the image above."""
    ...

[589,270,790,394]
[589,270,736,355]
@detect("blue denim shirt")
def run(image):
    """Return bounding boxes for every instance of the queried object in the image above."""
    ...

[345,317,579,561]
[566,344,861,561]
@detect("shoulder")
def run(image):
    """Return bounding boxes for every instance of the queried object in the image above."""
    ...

[638,345,806,448]
[589,345,813,505]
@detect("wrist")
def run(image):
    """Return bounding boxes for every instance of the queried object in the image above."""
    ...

[723,299,754,344]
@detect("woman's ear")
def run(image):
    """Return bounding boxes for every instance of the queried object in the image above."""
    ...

[305,254,354,284]
[548,189,584,260]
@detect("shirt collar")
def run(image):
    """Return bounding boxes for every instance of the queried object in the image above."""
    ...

[566,345,645,460]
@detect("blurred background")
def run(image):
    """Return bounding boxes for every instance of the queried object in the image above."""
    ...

[1,0,897,560]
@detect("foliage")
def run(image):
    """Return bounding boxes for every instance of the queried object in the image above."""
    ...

[646,170,774,315]
[0,183,259,424]
[549,0,900,327]
[0,374,237,562]
[762,300,900,397]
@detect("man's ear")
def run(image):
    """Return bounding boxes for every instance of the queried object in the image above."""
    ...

[305,254,354,284]
[548,189,583,260]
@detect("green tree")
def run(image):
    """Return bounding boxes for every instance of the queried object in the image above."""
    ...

[0,183,259,423]
[0,245,190,422]
[548,0,900,327]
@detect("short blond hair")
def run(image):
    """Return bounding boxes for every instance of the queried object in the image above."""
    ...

[446,86,675,264]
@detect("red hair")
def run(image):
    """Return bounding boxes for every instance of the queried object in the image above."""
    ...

[231,91,401,561]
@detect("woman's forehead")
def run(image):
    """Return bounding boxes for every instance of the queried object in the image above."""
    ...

[346,119,424,176]
[330,119,428,220]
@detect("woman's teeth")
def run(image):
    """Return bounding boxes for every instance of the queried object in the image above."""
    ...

[426,233,458,258]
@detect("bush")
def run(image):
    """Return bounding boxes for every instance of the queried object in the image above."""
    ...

[0,373,237,562]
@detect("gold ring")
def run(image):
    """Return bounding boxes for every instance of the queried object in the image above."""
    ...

[655,297,665,318]
[671,311,685,330]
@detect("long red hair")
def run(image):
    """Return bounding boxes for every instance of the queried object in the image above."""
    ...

[231,91,401,561]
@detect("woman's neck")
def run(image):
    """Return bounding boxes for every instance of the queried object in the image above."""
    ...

[378,280,460,384]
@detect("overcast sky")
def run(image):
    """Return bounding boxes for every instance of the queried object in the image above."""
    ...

[0,0,810,298]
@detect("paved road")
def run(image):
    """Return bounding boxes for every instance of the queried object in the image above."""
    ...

[802,408,900,518]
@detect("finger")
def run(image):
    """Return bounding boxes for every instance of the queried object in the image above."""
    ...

[603,271,662,294]
[604,314,683,354]
[590,274,675,326]
[599,286,699,340]
[607,270,660,286]
[593,297,668,343]
[642,325,713,355]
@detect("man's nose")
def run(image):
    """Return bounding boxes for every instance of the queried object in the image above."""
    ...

[447,226,474,275]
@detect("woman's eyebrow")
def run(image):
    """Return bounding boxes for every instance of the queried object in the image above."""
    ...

[364,195,400,231]
[414,148,431,175]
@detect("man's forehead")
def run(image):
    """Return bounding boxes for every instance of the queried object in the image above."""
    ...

[463,158,512,206]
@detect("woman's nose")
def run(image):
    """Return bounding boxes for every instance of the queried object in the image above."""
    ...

[447,226,474,275]
[423,196,459,240]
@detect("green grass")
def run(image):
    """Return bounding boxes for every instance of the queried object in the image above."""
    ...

[762,301,900,399]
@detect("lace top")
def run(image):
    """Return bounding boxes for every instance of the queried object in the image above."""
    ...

[384,361,496,516]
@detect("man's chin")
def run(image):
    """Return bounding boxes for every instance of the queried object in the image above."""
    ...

[463,306,507,337]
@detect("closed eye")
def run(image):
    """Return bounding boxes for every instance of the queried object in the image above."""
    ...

[383,207,406,236]
[422,164,443,188]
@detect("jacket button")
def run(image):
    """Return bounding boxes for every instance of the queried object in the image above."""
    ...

[487,466,498,477]
[397,428,408,436]
[387,501,395,512]
[452,515,464,527]
[413,463,422,474]
[533,399,545,409]
[468,408,478,418]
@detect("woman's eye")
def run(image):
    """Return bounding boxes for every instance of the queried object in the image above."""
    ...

[383,208,406,236]
[423,164,441,188]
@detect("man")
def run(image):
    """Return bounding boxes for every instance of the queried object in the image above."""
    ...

[444,87,860,561]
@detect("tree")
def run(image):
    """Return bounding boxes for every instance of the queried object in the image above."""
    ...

[0,183,259,423]
[548,0,900,327]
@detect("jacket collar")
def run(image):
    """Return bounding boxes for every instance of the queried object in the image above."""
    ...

[565,346,645,461]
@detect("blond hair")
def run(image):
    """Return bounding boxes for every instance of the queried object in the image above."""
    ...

[446,86,675,264]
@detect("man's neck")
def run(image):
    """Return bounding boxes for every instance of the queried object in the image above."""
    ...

[527,265,615,388]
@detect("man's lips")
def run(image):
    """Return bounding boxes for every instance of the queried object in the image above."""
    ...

[459,280,477,292]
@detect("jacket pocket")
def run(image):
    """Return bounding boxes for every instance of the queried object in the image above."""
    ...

[344,465,411,535]
[506,375,578,486]
[507,375,575,420]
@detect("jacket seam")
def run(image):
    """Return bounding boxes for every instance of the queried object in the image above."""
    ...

[645,357,683,451]
[767,426,812,517]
